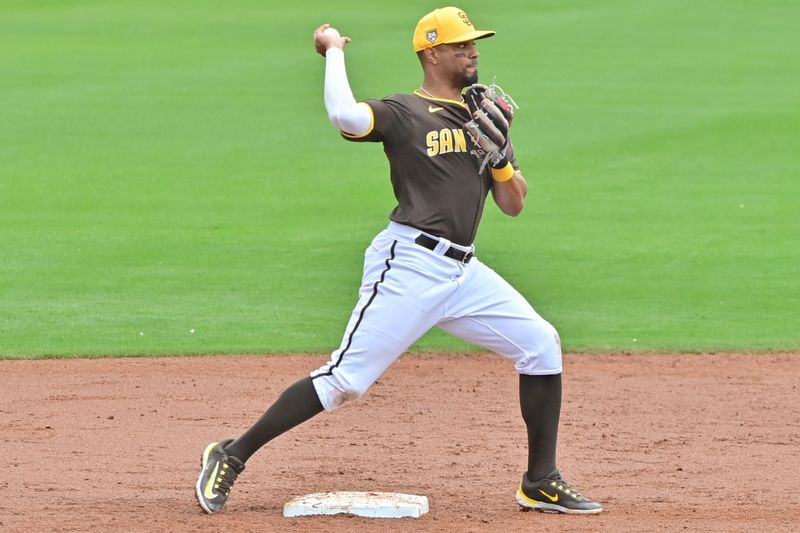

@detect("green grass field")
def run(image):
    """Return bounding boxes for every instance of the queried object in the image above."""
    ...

[1,1,798,357]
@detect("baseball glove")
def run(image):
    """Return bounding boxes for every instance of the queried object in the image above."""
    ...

[463,83,517,173]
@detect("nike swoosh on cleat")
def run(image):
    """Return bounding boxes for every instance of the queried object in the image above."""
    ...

[539,489,559,502]
[203,462,220,499]
[428,105,444,113]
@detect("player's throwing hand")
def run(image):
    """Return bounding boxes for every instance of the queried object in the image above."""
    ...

[313,24,350,56]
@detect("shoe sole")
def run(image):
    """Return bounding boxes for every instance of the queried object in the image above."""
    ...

[516,489,603,515]
[195,442,218,514]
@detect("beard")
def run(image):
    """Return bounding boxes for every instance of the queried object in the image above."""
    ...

[459,69,479,88]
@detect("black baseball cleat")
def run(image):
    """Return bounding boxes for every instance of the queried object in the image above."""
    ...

[516,471,603,514]
[195,439,245,514]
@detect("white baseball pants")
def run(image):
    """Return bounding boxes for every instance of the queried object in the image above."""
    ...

[311,222,562,411]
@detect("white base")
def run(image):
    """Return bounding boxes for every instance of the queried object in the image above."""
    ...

[283,491,429,519]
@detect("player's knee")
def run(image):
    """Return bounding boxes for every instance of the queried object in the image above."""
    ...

[549,326,562,355]
[342,383,368,403]
[312,375,370,411]
[540,325,562,366]
[514,323,562,374]
[329,384,368,410]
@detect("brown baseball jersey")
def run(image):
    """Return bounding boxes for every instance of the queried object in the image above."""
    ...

[343,91,518,246]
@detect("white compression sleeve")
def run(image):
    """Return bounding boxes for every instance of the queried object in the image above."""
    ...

[324,47,372,136]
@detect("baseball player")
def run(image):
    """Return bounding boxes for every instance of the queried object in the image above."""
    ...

[196,7,602,515]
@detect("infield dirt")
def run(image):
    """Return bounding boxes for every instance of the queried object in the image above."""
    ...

[2,353,798,532]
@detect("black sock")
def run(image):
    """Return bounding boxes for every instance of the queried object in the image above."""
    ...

[519,373,562,482]
[224,376,324,463]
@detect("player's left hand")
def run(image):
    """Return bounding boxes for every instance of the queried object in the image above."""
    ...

[463,84,516,172]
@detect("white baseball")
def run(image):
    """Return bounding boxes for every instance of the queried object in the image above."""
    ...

[323,27,340,39]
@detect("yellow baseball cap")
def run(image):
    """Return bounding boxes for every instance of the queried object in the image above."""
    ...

[412,7,496,52]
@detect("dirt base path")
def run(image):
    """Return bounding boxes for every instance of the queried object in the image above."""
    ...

[1,353,799,532]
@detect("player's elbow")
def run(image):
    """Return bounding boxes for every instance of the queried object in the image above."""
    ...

[502,199,524,217]
[496,192,525,216]
[327,109,345,130]
[327,102,371,135]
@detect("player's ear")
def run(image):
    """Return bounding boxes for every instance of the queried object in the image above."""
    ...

[423,46,439,65]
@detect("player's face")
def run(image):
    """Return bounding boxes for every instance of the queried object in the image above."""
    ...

[440,41,480,87]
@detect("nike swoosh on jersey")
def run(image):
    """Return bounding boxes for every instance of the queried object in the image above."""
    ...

[428,105,444,113]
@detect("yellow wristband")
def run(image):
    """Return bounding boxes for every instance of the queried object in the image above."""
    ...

[491,162,515,182]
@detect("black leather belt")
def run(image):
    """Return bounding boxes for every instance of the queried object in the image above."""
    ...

[414,234,473,264]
